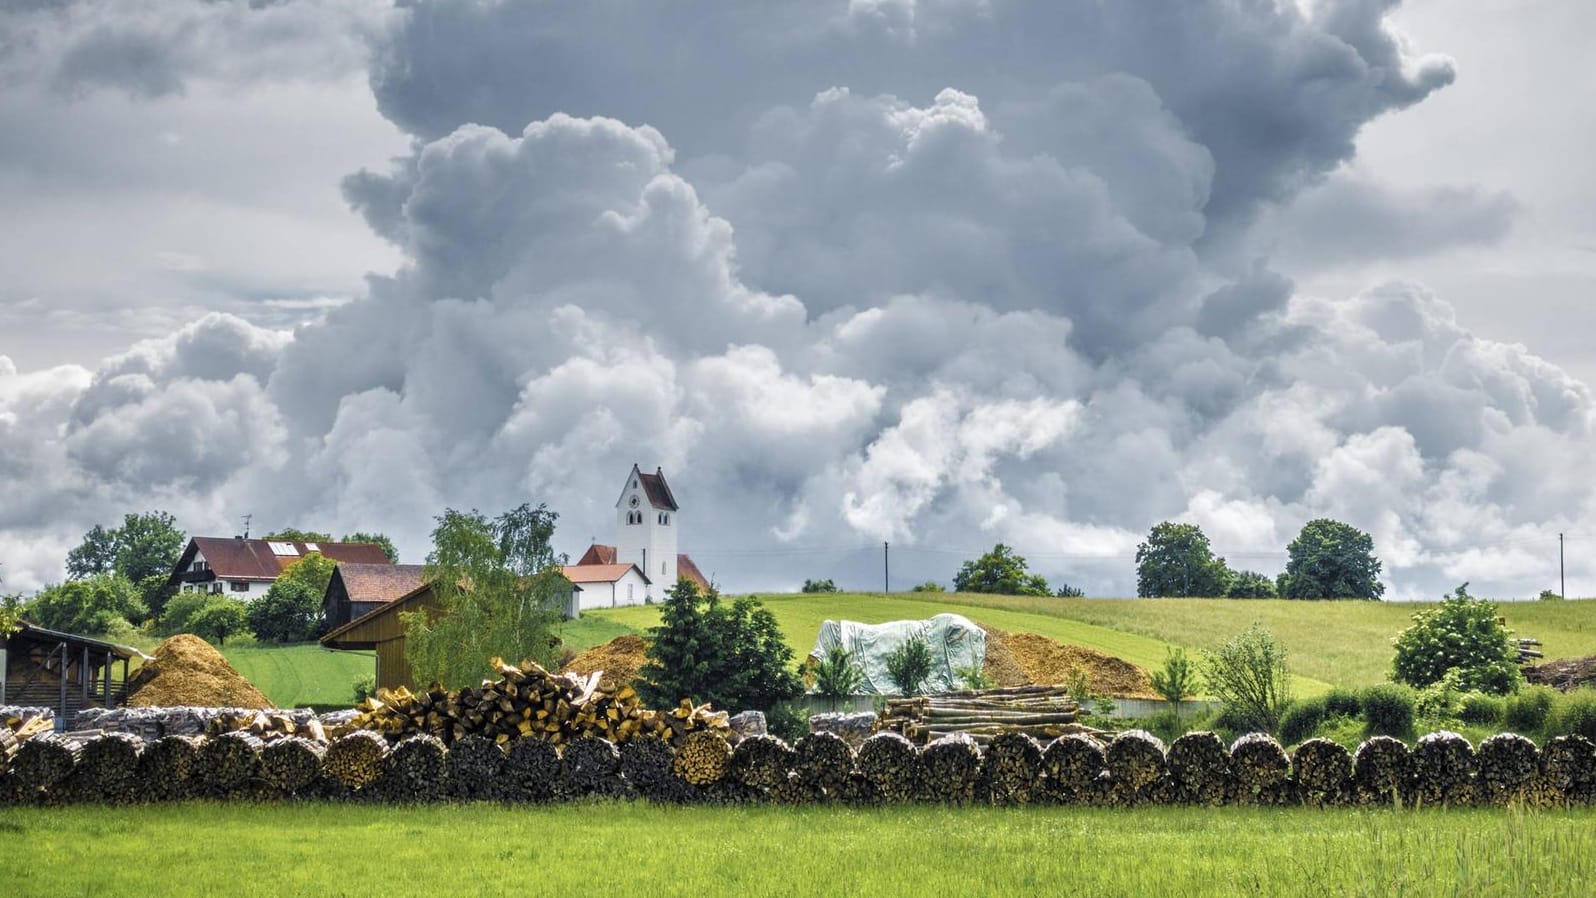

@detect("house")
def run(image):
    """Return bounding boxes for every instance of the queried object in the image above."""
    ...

[564,464,710,604]
[323,563,427,631]
[166,536,393,602]
[2,622,145,720]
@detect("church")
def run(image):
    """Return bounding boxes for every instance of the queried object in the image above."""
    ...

[560,464,710,610]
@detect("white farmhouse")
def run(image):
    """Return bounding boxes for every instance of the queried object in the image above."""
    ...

[165,536,393,602]
[562,464,709,609]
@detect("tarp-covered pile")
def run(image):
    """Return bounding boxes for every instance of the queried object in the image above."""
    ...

[810,614,986,695]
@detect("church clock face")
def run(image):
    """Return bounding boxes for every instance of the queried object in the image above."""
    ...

[629,495,640,508]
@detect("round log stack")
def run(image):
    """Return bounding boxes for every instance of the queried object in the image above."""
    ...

[1292,738,1353,807]
[12,734,81,801]
[619,737,692,803]
[499,736,562,802]
[729,735,796,790]
[1041,734,1106,804]
[857,732,919,802]
[673,729,733,787]
[919,732,982,804]
[563,736,627,798]
[198,731,263,798]
[444,734,504,801]
[769,771,823,805]
[982,732,1044,805]
[1407,731,1475,807]
[1166,731,1231,806]
[794,732,854,798]
[135,735,201,802]
[323,731,388,794]
[1104,730,1166,805]
[378,734,449,802]
[260,736,325,796]
[1352,735,1412,806]
[1475,733,1539,806]
[1230,733,1293,805]
[68,733,144,804]
[1538,735,1596,806]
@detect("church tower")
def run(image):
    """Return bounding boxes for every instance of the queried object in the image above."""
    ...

[614,464,679,598]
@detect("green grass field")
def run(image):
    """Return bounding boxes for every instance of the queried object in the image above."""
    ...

[217,643,373,708]
[565,593,1596,695]
[4,802,1592,897]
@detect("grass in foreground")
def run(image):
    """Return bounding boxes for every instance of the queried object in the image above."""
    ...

[4,802,1593,897]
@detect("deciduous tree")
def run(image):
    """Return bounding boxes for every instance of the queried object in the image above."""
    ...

[1391,583,1519,695]
[1135,522,1231,597]
[1279,518,1384,600]
[248,553,337,643]
[953,543,1051,596]
[639,579,802,713]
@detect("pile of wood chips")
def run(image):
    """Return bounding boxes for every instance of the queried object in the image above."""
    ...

[987,628,1159,699]
[564,635,649,689]
[127,635,273,709]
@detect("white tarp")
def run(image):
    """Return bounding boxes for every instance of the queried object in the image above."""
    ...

[808,613,986,695]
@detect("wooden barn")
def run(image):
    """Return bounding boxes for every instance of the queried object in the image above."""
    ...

[320,581,437,693]
[2,622,144,720]
[322,563,427,632]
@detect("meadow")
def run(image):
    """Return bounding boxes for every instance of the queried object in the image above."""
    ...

[4,802,1592,897]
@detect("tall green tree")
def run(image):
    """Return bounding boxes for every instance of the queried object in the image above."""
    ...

[639,579,802,713]
[247,552,337,643]
[1279,518,1384,600]
[1135,522,1231,597]
[952,543,1052,596]
[1226,570,1278,599]
[65,511,186,619]
[24,574,146,637]
[401,506,567,689]
[341,532,399,563]
[1391,583,1519,694]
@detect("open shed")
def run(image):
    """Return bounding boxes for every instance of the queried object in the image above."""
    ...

[2,622,145,720]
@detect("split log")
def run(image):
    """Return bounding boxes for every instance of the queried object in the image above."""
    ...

[260,736,325,796]
[1406,731,1475,807]
[620,737,693,804]
[981,732,1043,805]
[11,733,80,798]
[1230,733,1294,805]
[377,734,448,802]
[673,729,732,787]
[445,734,505,801]
[1352,735,1412,806]
[1292,738,1352,806]
[729,735,796,790]
[563,736,626,798]
[1537,735,1596,806]
[135,735,201,802]
[769,771,823,805]
[66,733,144,804]
[1166,731,1231,806]
[499,736,562,803]
[857,732,920,803]
[1475,732,1538,806]
[1104,730,1166,805]
[918,732,981,804]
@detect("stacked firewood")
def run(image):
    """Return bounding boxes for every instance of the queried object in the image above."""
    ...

[204,710,326,744]
[1515,637,1543,665]
[1230,733,1294,805]
[877,685,1089,745]
[1040,733,1107,804]
[261,736,326,796]
[1352,735,1411,806]
[64,733,143,804]
[1104,730,1166,805]
[919,732,982,804]
[981,732,1045,804]
[856,732,919,802]
[1407,731,1476,806]
[2,712,52,765]
[343,659,731,748]
[1166,731,1232,806]
[1292,738,1353,806]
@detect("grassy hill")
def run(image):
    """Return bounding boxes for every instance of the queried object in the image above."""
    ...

[218,643,373,708]
[565,592,1596,695]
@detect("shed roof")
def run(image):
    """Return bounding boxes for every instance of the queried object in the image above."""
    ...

[333,563,427,604]
[8,622,148,661]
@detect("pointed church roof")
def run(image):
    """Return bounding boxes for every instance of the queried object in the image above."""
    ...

[621,464,678,511]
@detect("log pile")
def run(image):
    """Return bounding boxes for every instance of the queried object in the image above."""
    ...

[1524,656,1596,692]
[444,734,505,801]
[1104,730,1166,805]
[377,734,449,802]
[344,659,731,749]
[2,711,52,764]
[323,731,388,794]
[204,710,325,744]
[1475,732,1538,805]
[1292,738,1352,807]
[1538,735,1596,806]
[877,685,1086,745]
[261,736,325,796]
[1230,733,1293,805]
[1041,733,1106,804]
[12,734,81,800]
[1515,638,1543,665]
[794,732,854,797]
[981,732,1044,804]
[1407,731,1475,807]
[672,729,732,787]
[135,735,200,802]
[918,732,982,804]
[1352,735,1411,806]
[562,736,627,798]
[619,737,689,803]
[499,736,562,802]
[66,733,143,804]
[1166,731,1231,806]
[729,735,795,790]
[857,732,919,802]
[198,731,262,797]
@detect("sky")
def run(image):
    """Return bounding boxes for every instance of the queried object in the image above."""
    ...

[2,0,1594,599]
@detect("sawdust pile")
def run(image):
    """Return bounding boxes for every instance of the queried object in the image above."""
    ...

[984,628,1159,699]
[127,635,274,709]
[565,635,649,687]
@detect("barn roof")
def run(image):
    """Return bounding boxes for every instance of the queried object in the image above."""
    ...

[169,537,393,584]
[333,563,427,604]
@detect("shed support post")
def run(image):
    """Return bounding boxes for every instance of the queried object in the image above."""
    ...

[58,641,68,721]
[104,650,114,708]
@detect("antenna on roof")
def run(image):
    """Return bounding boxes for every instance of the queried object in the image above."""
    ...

[241,513,252,539]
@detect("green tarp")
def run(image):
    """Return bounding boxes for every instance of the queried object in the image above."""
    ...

[808,613,986,695]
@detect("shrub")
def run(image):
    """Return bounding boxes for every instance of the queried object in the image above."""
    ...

[25,573,146,636]
[812,645,864,710]
[801,578,839,594]
[187,597,249,645]
[1279,697,1327,746]
[1225,570,1277,599]
[884,636,933,696]
[1202,624,1293,734]
[910,581,945,593]
[1458,692,1505,726]
[353,675,377,704]
[1053,583,1086,598]
[1149,647,1201,714]
[1548,690,1596,741]
[1391,583,1521,695]
[1504,686,1557,733]
[956,664,994,690]
[1361,684,1416,739]
[1323,687,1362,718]
[640,580,803,714]
[766,701,810,744]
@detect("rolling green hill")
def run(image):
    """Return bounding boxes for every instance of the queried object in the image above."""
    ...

[567,592,1596,695]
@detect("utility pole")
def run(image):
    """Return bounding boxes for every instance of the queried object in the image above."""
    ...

[1561,533,1566,599]
[884,542,890,594]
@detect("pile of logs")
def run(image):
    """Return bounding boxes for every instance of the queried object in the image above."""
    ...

[204,710,325,744]
[1516,637,1543,665]
[2,711,52,765]
[343,658,731,748]
[876,685,1091,745]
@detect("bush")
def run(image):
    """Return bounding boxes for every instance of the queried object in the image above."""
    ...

[24,574,146,636]
[910,581,944,593]
[1361,684,1416,739]
[1548,690,1596,741]
[640,580,803,714]
[1053,583,1086,598]
[1459,692,1506,726]
[801,578,839,594]
[766,701,810,744]
[187,598,249,645]
[1202,624,1293,733]
[1149,647,1200,713]
[1391,583,1521,695]
[1504,686,1557,733]
[353,675,377,704]
[1323,687,1362,719]
[812,646,864,710]
[884,636,933,696]
[1279,697,1327,746]
[1225,570,1277,599]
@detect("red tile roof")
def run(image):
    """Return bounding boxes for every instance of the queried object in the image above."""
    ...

[574,544,709,592]
[334,564,426,603]
[560,563,649,585]
[170,537,393,583]
[577,544,617,565]
[677,554,710,591]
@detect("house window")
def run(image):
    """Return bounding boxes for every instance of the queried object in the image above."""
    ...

[230,581,248,592]
[191,560,209,573]
[209,583,223,595]
[627,583,634,601]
